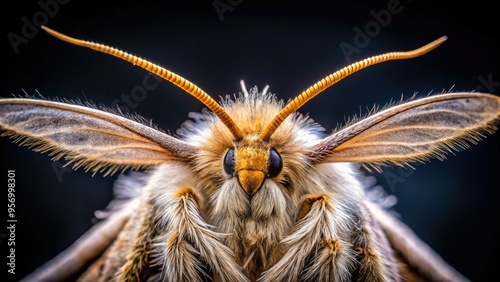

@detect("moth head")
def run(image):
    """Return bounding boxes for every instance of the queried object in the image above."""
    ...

[223,137,283,196]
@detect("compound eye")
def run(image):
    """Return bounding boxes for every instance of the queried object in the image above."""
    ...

[223,147,235,175]
[268,148,283,177]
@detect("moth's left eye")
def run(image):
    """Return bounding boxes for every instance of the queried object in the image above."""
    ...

[268,148,283,177]
[223,147,235,175]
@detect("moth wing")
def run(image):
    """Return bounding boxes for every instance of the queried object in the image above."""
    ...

[365,200,469,281]
[311,92,500,167]
[0,98,197,175]
[20,199,137,282]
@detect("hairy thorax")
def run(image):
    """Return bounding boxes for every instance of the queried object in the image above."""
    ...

[212,179,296,280]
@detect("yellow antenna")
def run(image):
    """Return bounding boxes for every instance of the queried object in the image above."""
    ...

[260,36,448,140]
[41,26,244,141]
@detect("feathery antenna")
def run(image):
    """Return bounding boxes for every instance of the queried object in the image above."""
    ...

[41,26,244,140]
[259,36,448,140]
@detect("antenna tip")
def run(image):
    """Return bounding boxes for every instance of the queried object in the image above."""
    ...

[433,36,448,46]
[41,25,51,32]
[439,35,448,42]
[416,36,448,54]
[40,26,86,47]
[40,25,59,37]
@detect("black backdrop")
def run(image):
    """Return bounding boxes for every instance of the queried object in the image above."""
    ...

[2,1,499,281]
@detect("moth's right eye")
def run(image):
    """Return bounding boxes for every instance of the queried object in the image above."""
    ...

[223,147,235,175]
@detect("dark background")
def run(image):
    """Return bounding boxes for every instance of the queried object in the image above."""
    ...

[1,0,499,281]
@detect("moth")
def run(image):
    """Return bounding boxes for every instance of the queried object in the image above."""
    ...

[2,26,499,282]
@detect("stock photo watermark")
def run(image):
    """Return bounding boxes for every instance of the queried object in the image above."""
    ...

[213,0,243,22]
[52,161,73,183]
[7,0,70,54]
[110,73,163,112]
[339,0,411,63]
[382,163,422,192]
[6,170,16,275]
[475,73,499,93]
